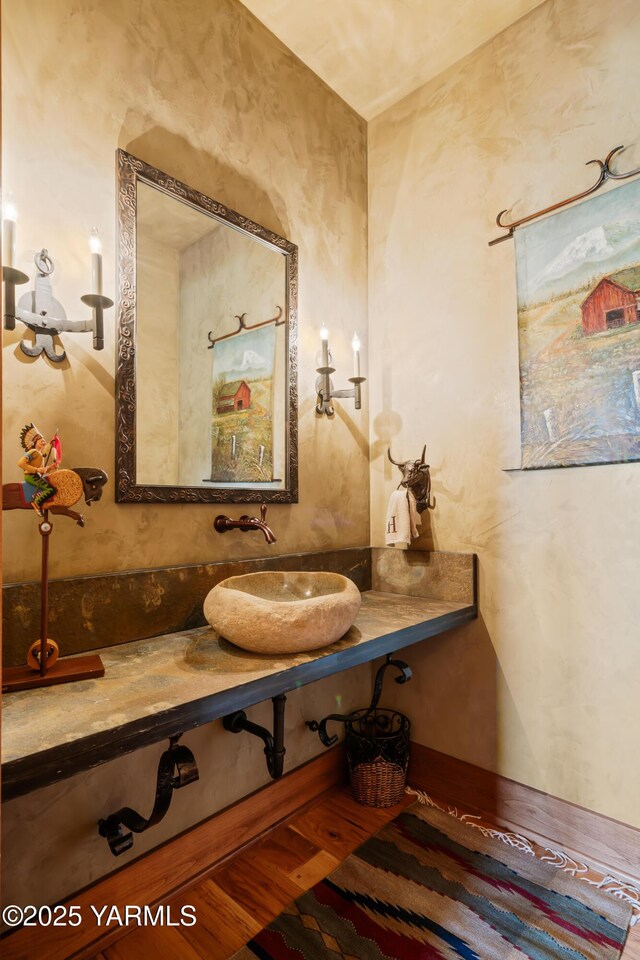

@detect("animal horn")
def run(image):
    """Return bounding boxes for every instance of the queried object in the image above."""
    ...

[420,444,426,465]
[387,448,402,467]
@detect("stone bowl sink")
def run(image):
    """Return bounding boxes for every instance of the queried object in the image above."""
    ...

[203,571,361,654]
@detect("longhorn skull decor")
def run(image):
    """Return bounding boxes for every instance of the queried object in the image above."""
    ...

[387,445,435,514]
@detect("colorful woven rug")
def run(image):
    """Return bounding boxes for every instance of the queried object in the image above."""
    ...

[231,801,632,960]
[406,788,640,928]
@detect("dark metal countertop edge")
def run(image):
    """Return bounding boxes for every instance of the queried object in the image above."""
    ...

[2,603,477,801]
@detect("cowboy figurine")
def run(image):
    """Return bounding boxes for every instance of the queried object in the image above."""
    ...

[18,423,59,517]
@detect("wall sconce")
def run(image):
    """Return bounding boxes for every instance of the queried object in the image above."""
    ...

[316,325,366,417]
[2,199,113,363]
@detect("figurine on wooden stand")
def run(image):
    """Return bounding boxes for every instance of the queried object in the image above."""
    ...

[17,422,59,517]
[4,424,107,527]
[2,423,109,692]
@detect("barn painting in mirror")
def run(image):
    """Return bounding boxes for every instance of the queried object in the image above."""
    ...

[516,176,640,468]
[210,324,277,482]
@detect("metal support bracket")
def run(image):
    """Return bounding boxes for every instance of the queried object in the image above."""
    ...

[306,655,412,747]
[98,735,199,856]
[223,694,287,779]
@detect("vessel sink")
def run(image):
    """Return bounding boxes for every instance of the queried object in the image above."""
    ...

[203,571,362,654]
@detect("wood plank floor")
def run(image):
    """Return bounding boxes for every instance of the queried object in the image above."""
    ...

[97,786,640,960]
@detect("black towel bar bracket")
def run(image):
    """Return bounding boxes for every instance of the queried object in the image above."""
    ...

[306,655,412,747]
[98,734,199,856]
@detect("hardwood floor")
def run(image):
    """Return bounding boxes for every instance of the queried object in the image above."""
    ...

[98,786,640,960]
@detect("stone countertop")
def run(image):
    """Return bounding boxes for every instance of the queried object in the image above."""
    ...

[1,590,476,799]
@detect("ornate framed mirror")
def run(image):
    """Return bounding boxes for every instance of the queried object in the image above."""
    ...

[115,150,298,503]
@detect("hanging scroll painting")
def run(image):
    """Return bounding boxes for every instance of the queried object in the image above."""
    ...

[210,325,277,482]
[516,176,640,468]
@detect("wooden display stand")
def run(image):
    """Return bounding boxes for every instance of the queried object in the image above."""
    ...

[2,512,104,693]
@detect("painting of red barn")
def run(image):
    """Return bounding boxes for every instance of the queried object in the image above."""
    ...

[209,325,277,482]
[216,379,251,414]
[515,176,640,468]
[580,267,640,336]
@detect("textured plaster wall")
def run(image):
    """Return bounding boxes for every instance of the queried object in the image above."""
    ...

[1,0,369,909]
[2,0,369,584]
[368,0,640,826]
[136,234,180,484]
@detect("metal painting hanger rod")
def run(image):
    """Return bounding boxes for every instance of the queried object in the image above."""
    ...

[489,145,640,246]
[207,305,284,348]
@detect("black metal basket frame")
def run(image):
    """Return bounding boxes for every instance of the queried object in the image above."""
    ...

[306,655,412,750]
[345,707,410,770]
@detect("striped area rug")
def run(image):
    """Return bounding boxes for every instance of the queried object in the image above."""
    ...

[232,801,633,960]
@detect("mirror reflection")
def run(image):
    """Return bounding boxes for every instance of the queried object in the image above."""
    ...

[116,151,298,503]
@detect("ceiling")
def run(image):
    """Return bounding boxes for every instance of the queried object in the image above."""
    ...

[239,0,545,120]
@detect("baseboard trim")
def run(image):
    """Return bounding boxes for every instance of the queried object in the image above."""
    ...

[408,742,640,887]
[1,745,347,960]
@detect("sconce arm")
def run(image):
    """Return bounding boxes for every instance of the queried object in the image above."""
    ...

[14,307,65,332]
[317,375,365,415]
[329,387,358,399]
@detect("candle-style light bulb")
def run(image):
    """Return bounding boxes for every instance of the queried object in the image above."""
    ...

[89,227,103,295]
[89,227,102,255]
[4,194,17,223]
[3,193,17,269]
[352,330,361,378]
[320,322,330,369]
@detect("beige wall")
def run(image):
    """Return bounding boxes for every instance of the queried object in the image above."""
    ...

[1,0,370,910]
[136,234,180,484]
[2,0,369,584]
[369,0,640,827]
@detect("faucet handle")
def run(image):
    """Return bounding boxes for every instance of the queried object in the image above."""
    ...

[260,503,268,522]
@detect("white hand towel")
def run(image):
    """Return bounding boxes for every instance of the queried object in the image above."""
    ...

[385,489,421,546]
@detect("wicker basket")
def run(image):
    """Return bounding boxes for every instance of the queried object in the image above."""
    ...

[346,709,410,807]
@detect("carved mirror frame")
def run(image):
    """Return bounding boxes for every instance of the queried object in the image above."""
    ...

[115,149,298,504]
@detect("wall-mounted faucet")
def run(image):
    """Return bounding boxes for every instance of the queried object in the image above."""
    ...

[213,504,276,544]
